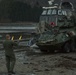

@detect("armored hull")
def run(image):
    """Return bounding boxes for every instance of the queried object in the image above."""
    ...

[36,30,75,52]
[37,41,65,52]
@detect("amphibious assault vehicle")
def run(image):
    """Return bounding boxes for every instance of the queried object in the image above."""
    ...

[36,2,76,53]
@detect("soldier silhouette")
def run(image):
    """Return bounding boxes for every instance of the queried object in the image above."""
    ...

[3,34,18,75]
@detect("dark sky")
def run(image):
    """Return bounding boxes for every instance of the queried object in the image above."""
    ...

[19,0,76,8]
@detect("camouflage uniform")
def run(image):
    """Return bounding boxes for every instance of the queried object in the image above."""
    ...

[3,40,18,73]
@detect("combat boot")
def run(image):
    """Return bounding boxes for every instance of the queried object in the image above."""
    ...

[11,71,15,74]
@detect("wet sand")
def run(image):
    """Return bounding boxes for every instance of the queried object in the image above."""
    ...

[0,49,76,75]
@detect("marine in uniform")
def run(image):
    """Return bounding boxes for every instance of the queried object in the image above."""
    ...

[3,34,18,75]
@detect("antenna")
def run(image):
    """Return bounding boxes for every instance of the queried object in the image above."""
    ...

[59,0,63,9]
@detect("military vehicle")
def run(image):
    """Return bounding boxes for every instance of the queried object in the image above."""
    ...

[36,30,76,53]
[36,1,76,53]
